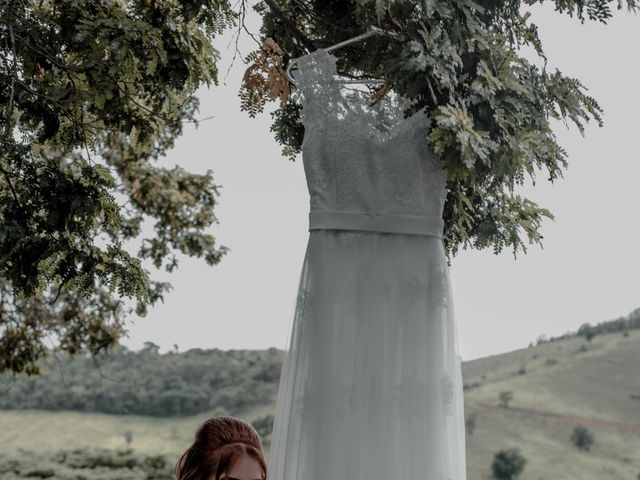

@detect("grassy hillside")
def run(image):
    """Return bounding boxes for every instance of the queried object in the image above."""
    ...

[460,329,640,479]
[0,403,275,458]
[1,329,638,479]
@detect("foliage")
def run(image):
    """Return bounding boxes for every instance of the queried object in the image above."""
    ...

[0,448,173,480]
[247,0,638,265]
[491,447,527,479]
[571,425,594,451]
[251,413,275,446]
[499,390,513,407]
[239,37,290,118]
[0,345,284,417]
[465,413,476,435]
[0,0,238,375]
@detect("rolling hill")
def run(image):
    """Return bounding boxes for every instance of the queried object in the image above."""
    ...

[1,325,638,479]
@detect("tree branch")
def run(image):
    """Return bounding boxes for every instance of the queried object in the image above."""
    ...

[1,0,21,206]
[262,0,316,52]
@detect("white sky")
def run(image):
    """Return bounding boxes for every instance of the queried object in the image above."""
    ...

[119,3,640,362]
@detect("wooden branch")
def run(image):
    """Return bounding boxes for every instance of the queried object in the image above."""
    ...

[262,0,316,52]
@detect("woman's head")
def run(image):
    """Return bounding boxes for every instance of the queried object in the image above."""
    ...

[175,416,267,480]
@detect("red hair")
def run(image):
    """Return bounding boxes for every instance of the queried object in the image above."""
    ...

[175,416,267,480]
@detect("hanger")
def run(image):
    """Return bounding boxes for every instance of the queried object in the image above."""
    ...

[286,26,398,85]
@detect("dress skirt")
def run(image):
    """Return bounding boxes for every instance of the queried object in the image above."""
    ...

[268,229,467,480]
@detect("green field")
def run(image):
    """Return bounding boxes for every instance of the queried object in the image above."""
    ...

[1,330,639,479]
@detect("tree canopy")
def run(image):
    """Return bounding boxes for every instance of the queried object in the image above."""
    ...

[1,0,637,374]
[1,0,236,374]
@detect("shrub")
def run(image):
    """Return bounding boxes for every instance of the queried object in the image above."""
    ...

[463,381,482,390]
[465,414,476,435]
[571,425,594,451]
[252,414,275,445]
[499,391,513,408]
[491,447,527,479]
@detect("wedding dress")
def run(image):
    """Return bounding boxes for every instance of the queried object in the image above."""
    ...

[268,48,467,480]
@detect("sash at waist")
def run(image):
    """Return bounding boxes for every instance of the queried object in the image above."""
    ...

[308,210,444,237]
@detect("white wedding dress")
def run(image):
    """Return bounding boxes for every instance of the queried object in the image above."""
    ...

[268,48,467,480]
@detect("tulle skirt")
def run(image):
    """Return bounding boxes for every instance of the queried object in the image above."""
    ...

[268,229,467,480]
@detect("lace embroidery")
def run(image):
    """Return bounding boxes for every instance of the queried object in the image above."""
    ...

[295,287,311,325]
[428,263,449,310]
[335,92,429,144]
[339,260,366,317]
[293,388,306,415]
[374,136,423,211]
[318,230,361,251]
[302,132,332,210]
[311,48,431,149]
[294,48,445,215]
[336,231,360,247]
[327,377,359,425]
[404,274,429,305]
[441,373,454,416]
[390,374,430,421]
[330,116,369,208]
[307,49,429,141]
[296,50,337,208]
[417,148,448,216]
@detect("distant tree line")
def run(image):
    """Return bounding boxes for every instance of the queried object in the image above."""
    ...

[534,307,640,345]
[575,308,640,341]
[0,344,283,417]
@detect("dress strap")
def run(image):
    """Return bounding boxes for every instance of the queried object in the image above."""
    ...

[294,49,348,129]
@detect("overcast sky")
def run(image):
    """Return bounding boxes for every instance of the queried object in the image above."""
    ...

[119,3,639,362]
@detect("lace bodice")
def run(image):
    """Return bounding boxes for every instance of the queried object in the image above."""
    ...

[294,48,448,237]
